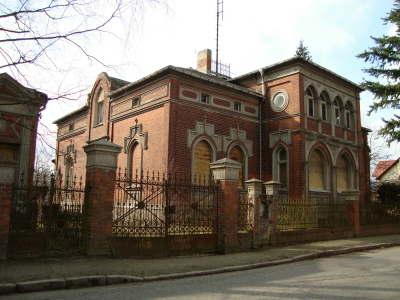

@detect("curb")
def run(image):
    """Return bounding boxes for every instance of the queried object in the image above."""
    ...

[1,242,399,295]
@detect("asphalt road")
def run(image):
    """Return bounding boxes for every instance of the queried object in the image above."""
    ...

[4,247,400,300]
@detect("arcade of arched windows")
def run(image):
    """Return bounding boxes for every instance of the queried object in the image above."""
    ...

[307,145,357,195]
[305,86,356,130]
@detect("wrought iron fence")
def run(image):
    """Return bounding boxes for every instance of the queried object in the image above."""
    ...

[112,169,220,237]
[238,190,253,232]
[277,195,348,231]
[11,172,85,256]
[360,201,400,225]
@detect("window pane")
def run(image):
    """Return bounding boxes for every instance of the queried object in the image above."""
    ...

[322,102,326,121]
[337,156,348,190]
[194,141,212,181]
[279,149,286,160]
[309,150,324,190]
[309,98,314,117]
[279,162,287,188]
[229,146,244,188]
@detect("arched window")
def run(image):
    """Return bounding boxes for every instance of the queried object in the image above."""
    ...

[193,140,212,182]
[309,149,328,190]
[65,157,74,188]
[306,88,314,117]
[128,142,142,180]
[229,146,244,188]
[277,147,288,189]
[345,102,351,129]
[94,88,104,126]
[320,94,327,121]
[333,98,340,125]
[337,155,353,191]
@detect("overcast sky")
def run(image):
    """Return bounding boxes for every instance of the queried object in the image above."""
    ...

[36,0,399,159]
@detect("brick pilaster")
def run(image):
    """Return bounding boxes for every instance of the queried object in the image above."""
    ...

[83,140,122,256]
[344,190,360,236]
[0,158,18,260]
[264,181,281,245]
[210,158,242,254]
[245,179,264,247]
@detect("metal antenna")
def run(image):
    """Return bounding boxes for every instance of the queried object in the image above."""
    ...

[216,0,223,76]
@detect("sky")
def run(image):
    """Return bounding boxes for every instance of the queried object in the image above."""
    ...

[14,0,399,161]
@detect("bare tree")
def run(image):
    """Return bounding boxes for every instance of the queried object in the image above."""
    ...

[0,0,168,101]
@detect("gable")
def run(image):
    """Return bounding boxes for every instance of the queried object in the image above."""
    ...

[373,159,400,180]
[0,73,48,116]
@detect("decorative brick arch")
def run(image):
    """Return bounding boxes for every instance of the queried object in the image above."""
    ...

[307,142,333,192]
[191,136,217,181]
[124,121,147,178]
[336,148,358,191]
[226,142,248,188]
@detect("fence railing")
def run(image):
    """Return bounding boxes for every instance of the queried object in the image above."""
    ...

[238,190,253,232]
[10,172,85,256]
[277,195,348,231]
[360,201,400,225]
[112,170,220,237]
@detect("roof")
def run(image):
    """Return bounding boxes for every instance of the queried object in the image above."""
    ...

[230,56,364,91]
[372,158,400,179]
[110,65,262,98]
[109,76,130,90]
[53,105,88,124]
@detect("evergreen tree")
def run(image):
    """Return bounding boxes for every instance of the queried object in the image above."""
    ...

[295,39,312,61]
[357,0,400,144]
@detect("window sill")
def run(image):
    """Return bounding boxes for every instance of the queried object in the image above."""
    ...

[93,123,103,128]
[309,189,330,193]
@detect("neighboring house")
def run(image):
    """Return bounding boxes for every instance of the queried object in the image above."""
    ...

[372,158,400,182]
[54,49,371,201]
[0,73,48,180]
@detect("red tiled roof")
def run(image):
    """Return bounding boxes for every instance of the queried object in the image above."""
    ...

[372,159,399,179]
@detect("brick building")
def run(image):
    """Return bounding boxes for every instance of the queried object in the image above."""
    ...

[0,73,48,179]
[54,49,371,201]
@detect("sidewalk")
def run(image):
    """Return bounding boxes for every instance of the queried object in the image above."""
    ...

[1,234,400,294]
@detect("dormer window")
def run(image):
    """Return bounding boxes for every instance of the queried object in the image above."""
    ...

[94,88,104,126]
[234,102,241,111]
[200,93,210,104]
[132,97,140,107]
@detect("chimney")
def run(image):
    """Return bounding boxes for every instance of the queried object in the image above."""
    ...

[197,49,212,74]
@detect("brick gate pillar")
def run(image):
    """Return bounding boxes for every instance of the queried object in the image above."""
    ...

[264,181,281,245]
[210,158,241,254]
[245,179,264,248]
[344,189,360,236]
[0,157,18,260]
[83,140,122,256]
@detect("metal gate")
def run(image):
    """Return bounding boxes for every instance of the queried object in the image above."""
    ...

[112,171,220,256]
[9,173,85,257]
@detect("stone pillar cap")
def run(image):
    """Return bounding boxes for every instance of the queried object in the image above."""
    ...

[210,158,242,169]
[264,180,281,185]
[83,139,123,153]
[245,178,264,184]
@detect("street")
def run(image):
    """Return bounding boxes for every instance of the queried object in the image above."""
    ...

[4,246,400,299]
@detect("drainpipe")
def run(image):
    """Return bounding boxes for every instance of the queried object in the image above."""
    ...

[259,69,266,180]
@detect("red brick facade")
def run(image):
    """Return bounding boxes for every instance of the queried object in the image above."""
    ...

[54,53,370,203]
[0,73,48,180]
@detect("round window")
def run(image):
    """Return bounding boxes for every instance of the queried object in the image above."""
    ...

[271,90,289,112]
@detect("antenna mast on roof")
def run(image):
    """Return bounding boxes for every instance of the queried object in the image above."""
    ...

[216,0,223,75]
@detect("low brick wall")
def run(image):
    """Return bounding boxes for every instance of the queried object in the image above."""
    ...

[276,227,355,244]
[359,224,400,237]
[238,232,253,250]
